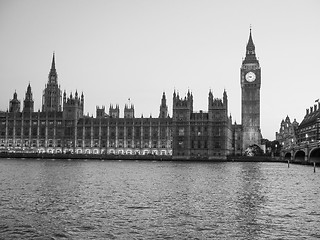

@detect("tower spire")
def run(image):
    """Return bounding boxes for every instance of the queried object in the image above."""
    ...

[43,53,62,112]
[243,27,258,64]
[51,52,56,70]
[23,83,34,112]
[247,27,255,51]
[48,52,58,84]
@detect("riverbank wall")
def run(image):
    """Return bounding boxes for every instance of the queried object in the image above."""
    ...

[0,152,289,163]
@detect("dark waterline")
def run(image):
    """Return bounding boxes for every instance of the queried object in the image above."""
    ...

[0,158,319,239]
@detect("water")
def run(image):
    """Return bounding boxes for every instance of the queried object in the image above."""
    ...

[0,159,319,240]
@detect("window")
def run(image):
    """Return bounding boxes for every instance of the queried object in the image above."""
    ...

[179,128,184,136]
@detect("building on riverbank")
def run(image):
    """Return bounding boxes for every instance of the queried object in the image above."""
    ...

[296,102,320,144]
[279,101,320,162]
[0,30,263,159]
[276,116,299,150]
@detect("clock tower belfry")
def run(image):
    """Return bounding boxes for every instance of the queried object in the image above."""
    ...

[241,28,262,151]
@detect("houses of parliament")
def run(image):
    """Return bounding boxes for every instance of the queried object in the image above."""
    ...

[0,30,262,159]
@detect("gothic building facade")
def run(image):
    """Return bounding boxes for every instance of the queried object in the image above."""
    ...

[0,30,262,159]
[171,90,233,159]
[276,116,299,150]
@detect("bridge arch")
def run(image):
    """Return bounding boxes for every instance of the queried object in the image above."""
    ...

[284,152,292,160]
[309,147,320,163]
[294,150,306,162]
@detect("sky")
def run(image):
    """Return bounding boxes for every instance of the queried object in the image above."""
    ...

[0,0,319,140]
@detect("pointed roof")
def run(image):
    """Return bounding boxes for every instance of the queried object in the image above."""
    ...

[51,52,56,70]
[243,28,259,64]
[25,83,33,100]
[27,83,31,93]
[48,52,58,83]
[246,28,255,51]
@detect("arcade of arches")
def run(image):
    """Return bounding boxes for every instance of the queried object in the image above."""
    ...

[283,147,320,163]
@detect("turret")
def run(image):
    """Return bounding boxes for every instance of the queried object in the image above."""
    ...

[208,89,213,108]
[63,91,84,120]
[63,91,67,103]
[109,104,120,118]
[172,90,193,121]
[292,118,299,129]
[23,83,34,113]
[81,92,84,112]
[208,90,228,122]
[223,89,228,114]
[124,104,134,118]
[9,91,21,113]
[96,106,106,118]
[159,92,168,118]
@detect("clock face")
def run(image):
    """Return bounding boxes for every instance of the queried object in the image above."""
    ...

[245,71,256,82]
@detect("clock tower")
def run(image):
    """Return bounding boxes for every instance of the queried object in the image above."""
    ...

[241,29,262,151]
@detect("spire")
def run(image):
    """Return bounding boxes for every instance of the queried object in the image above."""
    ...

[25,83,33,100]
[51,52,56,71]
[247,27,255,52]
[208,90,213,108]
[243,27,258,64]
[48,52,58,84]
[161,92,166,106]
[27,82,31,93]
[63,90,67,103]
[223,89,227,98]
[23,83,34,112]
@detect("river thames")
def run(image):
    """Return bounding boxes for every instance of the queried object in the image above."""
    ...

[0,159,319,239]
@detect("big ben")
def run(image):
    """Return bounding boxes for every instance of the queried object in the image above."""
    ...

[241,28,262,151]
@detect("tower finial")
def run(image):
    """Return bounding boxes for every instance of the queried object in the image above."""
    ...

[51,51,56,70]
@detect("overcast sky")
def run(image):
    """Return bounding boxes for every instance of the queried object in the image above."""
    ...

[1,0,319,140]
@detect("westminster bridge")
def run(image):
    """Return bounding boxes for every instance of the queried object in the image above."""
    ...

[281,140,320,163]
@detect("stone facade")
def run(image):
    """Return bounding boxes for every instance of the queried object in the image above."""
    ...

[171,90,232,159]
[295,102,320,144]
[279,101,320,162]
[276,116,298,150]
[0,30,262,158]
[240,29,262,150]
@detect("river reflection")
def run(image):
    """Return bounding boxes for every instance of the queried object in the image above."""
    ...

[234,163,266,239]
[0,159,319,239]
